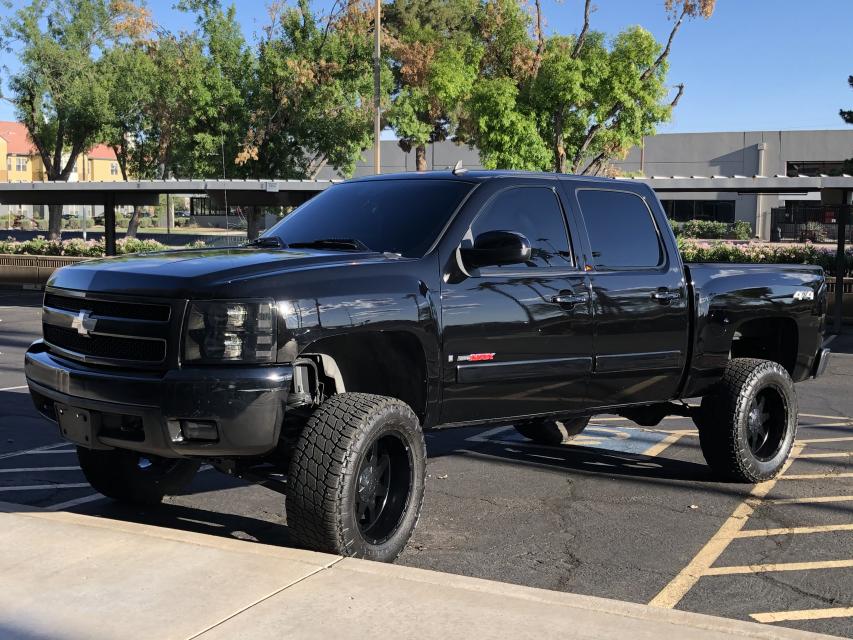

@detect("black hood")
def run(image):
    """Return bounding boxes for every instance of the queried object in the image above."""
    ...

[47,247,399,298]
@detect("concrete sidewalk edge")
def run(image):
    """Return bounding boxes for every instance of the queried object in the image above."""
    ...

[0,501,839,640]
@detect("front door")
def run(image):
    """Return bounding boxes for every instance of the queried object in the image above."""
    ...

[439,181,593,424]
[566,185,689,408]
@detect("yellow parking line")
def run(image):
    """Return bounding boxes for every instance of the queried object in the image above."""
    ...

[799,436,853,443]
[798,452,853,459]
[648,444,804,609]
[705,559,853,575]
[641,432,684,458]
[800,413,853,421]
[767,495,853,505]
[750,607,853,623]
[732,523,853,538]
[780,472,853,480]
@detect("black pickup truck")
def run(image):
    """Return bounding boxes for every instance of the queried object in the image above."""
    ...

[25,171,830,561]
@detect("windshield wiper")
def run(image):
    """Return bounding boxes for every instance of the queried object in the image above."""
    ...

[286,238,371,252]
[244,237,283,248]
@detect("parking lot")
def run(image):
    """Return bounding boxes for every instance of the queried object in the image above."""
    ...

[1,289,852,638]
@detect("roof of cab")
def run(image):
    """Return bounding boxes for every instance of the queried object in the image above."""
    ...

[346,170,632,186]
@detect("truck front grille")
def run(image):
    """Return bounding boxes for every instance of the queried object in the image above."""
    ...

[42,325,167,363]
[41,290,181,369]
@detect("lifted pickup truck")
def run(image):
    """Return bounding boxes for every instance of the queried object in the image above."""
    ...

[26,171,830,561]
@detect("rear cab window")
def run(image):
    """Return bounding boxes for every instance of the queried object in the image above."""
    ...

[575,189,664,270]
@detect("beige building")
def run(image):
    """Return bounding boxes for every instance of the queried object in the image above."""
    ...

[0,121,124,226]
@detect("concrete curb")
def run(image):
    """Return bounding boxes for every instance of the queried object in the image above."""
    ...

[0,501,840,640]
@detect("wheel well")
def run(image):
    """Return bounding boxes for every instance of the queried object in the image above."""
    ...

[730,317,798,376]
[301,331,429,421]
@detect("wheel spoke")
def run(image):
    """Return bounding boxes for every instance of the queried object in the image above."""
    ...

[357,498,370,522]
[376,454,390,480]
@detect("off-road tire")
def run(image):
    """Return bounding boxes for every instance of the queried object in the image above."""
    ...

[695,358,797,483]
[285,393,426,562]
[77,447,200,505]
[514,417,590,445]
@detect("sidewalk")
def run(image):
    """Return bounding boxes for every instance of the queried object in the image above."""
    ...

[0,502,838,640]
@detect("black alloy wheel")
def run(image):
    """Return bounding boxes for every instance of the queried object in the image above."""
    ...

[696,358,797,483]
[354,432,414,545]
[286,393,426,562]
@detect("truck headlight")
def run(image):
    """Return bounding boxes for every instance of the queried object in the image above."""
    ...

[183,301,276,363]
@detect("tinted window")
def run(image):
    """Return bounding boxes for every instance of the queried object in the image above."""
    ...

[470,187,572,269]
[577,190,663,269]
[265,179,473,258]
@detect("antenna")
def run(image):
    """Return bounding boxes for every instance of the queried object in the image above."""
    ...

[452,160,467,175]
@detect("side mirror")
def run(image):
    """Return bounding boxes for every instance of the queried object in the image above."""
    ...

[461,230,532,269]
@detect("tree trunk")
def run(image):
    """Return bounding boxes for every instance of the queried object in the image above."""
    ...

[247,206,263,240]
[48,203,63,240]
[415,144,428,172]
[126,205,141,238]
[553,112,566,174]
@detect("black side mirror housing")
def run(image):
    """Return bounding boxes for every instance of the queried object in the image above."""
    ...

[461,230,532,269]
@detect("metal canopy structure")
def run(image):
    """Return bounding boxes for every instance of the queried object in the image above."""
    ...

[0,175,848,333]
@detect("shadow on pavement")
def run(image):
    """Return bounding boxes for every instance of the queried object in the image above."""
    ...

[79,499,297,548]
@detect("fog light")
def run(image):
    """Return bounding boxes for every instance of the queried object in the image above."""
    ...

[180,419,219,442]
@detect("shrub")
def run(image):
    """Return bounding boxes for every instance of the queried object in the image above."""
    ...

[732,221,753,240]
[137,217,156,229]
[0,235,201,257]
[679,239,853,277]
[62,216,81,230]
[672,219,752,240]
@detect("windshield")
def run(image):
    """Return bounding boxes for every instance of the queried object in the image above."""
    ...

[263,179,474,258]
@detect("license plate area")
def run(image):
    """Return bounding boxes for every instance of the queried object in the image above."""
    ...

[55,404,97,447]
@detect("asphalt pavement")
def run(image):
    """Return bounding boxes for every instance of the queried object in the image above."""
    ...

[1,289,852,638]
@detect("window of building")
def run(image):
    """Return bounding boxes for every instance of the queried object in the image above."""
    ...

[15,157,28,172]
[5,157,10,172]
[577,189,663,270]
[470,187,573,269]
[110,162,119,176]
[660,199,736,223]
[786,161,849,177]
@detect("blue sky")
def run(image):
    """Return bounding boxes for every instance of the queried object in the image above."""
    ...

[1,0,852,134]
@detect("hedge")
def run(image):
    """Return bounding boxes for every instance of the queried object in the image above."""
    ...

[671,219,752,240]
[0,236,207,257]
[3,235,851,278]
[679,239,853,277]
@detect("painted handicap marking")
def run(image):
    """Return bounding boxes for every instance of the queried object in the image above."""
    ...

[469,423,677,456]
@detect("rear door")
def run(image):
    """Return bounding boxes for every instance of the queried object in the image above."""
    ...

[563,183,689,407]
[439,179,593,424]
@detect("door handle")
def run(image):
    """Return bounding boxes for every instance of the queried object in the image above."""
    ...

[651,289,681,304]
[551,291,589,307]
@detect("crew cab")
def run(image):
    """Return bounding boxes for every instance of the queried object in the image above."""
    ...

[25,171,830,561]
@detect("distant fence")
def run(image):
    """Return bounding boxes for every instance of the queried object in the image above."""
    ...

[1,230,246,247]
[771,205,853,243]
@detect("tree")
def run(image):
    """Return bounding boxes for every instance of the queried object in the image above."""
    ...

[1,0,146,239]
[840,75,853,125]
[460,0,715,175]
[236,0,382,183]
[384,0,482,171]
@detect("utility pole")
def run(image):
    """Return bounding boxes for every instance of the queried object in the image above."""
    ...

[373,0,381,175]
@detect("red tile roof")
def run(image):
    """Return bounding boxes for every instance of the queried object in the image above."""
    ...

[87,144,117,160]
[0,121,36,155]
[0,122,117,159]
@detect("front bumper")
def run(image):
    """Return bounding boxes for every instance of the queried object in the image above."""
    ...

[25,340,293,458]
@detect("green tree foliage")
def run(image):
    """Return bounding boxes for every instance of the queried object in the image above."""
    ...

[1,0,147,238]
[236,0,383,180]
[384,0,482,170]
[461,0,715,174]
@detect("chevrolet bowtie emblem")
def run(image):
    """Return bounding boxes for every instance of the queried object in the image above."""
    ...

[70,309,97,337]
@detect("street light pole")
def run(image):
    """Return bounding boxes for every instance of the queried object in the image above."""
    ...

[373,0,381,175]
